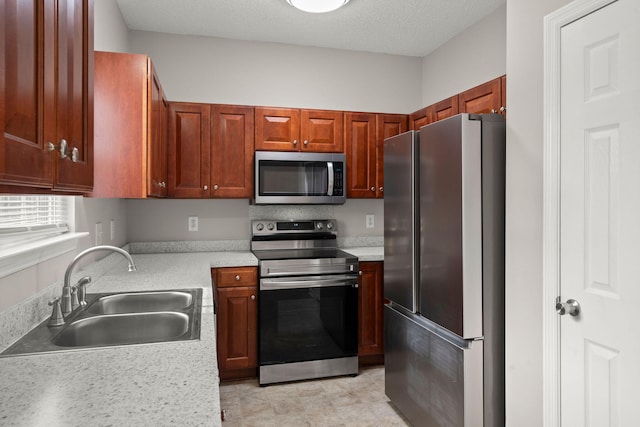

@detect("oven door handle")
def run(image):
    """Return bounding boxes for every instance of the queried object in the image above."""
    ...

[260,275,357,290]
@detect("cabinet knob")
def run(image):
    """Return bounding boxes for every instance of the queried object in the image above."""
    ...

[359,271,363,275]
[159,182,167,188]
[70,147,79,163]
[293,139,298,146]
[303,140,309,145]
[250,295,256,300]
[203,185,208,191]
[213,184,219,190]
[370,187,375,192]
[379,187,383,192]
[47,139,69,159]
[491,109,497,114]
[500,106,506,113]
[235,275,240,281]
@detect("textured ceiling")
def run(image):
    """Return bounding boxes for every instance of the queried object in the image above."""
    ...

[115,0,505,57]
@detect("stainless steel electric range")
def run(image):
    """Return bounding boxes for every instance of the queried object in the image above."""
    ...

[251,219,359,386]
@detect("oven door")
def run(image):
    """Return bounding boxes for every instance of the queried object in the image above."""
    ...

[259,274,358,367]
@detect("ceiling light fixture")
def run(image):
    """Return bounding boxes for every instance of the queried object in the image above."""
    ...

[286,0,350,14]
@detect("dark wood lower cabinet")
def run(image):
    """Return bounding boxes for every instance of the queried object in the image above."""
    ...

[358,261,385,365]
[213,267,258,381]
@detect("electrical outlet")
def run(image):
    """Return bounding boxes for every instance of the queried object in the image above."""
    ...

[188,216,198,232]
[110,219,115,241]
[95,222,103,245]
[366,214,375,229]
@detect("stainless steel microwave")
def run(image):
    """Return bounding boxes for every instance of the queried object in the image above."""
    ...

[254,151,346,204]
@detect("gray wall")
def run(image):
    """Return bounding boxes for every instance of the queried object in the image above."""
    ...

[126,199,384,242]
[421,5,506,106]
[129,31,423,114]
[94,0,130,52]
[504,0,571,425]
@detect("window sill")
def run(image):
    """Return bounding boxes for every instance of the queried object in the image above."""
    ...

[0,232,89,279]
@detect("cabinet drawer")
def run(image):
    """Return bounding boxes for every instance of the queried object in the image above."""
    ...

[215,267,257,288]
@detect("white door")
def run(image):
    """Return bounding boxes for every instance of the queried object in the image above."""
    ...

[559,0,640,425]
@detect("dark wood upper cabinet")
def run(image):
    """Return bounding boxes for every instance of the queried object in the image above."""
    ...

[91,52,168,198]
[168,102,211,198]
[409,107,430,131]
[148,67,168,198]
[376,114,408,197]
[458,77,502,114]
[345,112,407,199]
[211,105,254,198]
[254,107,300,151]
[300,109,344,152]
[0,0,93,193]
[431,95,459,122]
[255,107,343,152]
[168,103,254,199]
[345,112,377,198]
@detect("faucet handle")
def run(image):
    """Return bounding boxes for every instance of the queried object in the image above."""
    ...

[76,276,91,307]
[47,298,65,327]
[71,286,80,311]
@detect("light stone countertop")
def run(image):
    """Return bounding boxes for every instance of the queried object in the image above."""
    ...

[343,246,384,262]
[0,251,258,427]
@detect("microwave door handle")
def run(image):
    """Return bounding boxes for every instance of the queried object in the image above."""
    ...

[327,161,334,196]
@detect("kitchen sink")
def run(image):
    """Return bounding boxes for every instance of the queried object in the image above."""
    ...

[0,288,202,356]
[86,291,193,314]
[54,312,191,347]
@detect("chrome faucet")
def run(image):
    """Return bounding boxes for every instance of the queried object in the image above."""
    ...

[58,245,137,318]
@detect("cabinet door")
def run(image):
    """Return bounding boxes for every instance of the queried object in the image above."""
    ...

[345,112,377,198]
[54,0,93,192]
[211,105,254,198]
[0,0,54,189]
[216,286,258,376]
[147,62,168,197]
[500,74,507,117]
[376,114,408,198]
[300,109,344,153]
[431,95,459,122]
[458,77,502,114]
[409,107,430,131]
[168,102,211,198]
[254,107,300,151]
[358,261,384,360]
[92,52,147,198]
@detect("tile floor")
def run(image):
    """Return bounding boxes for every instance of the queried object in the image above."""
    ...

[219,366,411,426]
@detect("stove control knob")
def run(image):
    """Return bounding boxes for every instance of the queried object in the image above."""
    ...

[267,222,275,231]
[326,222,333,230]
[256,223,264,231]
[316,222,324,230]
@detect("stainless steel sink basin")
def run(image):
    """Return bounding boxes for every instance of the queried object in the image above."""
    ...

[86,291,193,314]
[0,288,202,356]
[54,312,190,347]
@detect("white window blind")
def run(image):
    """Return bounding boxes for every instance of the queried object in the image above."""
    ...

[0,196,70,248]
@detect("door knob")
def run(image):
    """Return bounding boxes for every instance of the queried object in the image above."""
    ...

[556,298,581,316]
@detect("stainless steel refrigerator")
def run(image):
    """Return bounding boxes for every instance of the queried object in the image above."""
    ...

[383,113,505,427]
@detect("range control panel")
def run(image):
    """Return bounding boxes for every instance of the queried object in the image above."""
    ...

[251,219,337,237]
